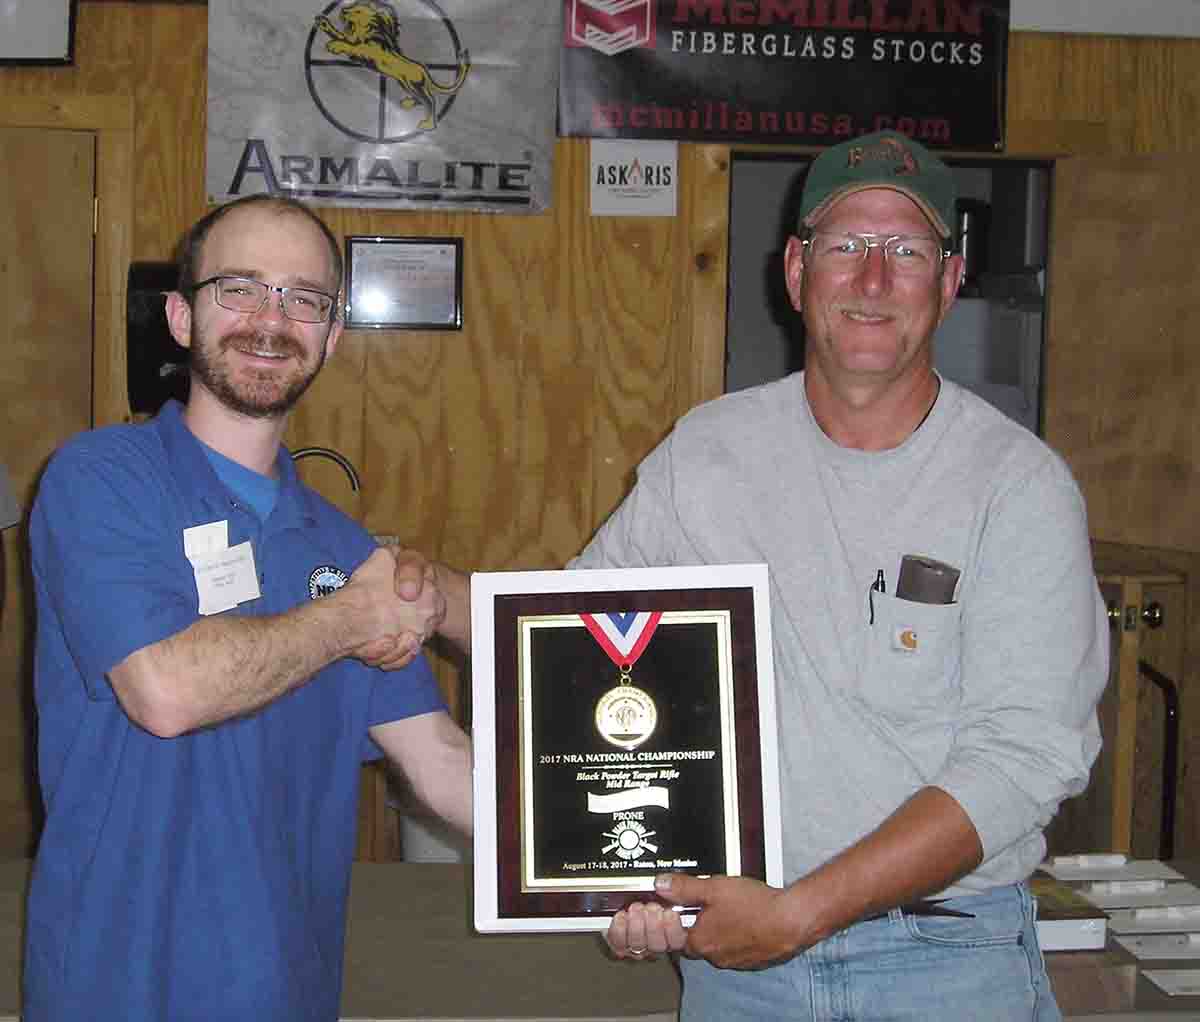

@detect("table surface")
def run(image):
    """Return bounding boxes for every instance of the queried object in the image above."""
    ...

[343,863,679,1021]
[0,860,681,1022]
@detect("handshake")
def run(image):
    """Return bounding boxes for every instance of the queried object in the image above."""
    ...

[338,545,446,671]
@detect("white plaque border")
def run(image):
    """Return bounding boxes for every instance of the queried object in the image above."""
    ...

[471,563,781,933]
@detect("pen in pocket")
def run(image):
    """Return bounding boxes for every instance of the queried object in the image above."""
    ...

[868,569,886,624]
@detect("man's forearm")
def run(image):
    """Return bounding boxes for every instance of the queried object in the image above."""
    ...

[111,595,370,737]
[782,786,984,947]
[110,547,430,737]
[431,561,472,651]
[373,711,473,834]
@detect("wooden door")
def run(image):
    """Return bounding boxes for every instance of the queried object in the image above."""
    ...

[1044,155,1200,552]
[1042,157,1200,859]
[0,126,95,857]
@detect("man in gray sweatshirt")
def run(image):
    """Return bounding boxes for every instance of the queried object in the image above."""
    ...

[411,131,1108,1021]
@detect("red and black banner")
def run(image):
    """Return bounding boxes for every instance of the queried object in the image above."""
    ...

[559,1,1008,150]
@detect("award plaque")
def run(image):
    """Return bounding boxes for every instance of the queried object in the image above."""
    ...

[344,236,463,330]
[471,564,781,933]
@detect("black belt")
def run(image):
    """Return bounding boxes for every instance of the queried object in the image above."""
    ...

[862,899,976,923]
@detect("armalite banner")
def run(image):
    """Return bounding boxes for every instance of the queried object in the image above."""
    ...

[559,0,1009,150]
[208,0,560,212]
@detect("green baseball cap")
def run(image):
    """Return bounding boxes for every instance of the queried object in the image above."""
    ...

[798,131,956,240]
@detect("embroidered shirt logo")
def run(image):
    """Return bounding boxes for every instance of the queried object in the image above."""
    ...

[893,627,919,652]
[309,565,351,599]
[846,137,920,177]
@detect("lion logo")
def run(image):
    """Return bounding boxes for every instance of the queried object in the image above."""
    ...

[315,0,470,133]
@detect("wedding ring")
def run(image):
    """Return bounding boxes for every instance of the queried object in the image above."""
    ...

[627,945,647,957]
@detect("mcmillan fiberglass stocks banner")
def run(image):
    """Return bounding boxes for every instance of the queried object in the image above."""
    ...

[560,0,1010,150]
[207,0,560,212]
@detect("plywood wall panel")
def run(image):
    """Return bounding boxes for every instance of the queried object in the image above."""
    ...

[135,4,210,259]
[1130,39,1200,154]
[0,127,95,856]
[1045,157,1200,552]
[1008,33,1200,157]
[506,194,599,571]
[361,330,455,549]
[456,211,548,568]
[684,145,732,409]
[286,328,367,522]
[585,221,683,532]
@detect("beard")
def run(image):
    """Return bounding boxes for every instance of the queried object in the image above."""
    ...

[189,323,329,419]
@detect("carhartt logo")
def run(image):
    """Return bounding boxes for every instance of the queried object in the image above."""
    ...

[846,137,920,177]
[307,0,470,143]
[565,0,657,56]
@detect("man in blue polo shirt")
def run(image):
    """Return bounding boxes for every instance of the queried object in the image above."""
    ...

[24,194,471,1021]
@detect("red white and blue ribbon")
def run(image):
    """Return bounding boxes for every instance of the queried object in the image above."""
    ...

[579,611,662,668]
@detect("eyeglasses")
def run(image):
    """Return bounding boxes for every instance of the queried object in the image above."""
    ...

[194,275,338,324]
[801,231,952,278]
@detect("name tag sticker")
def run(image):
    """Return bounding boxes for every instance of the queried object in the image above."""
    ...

[192,540,261,616]
[183,520,229,559]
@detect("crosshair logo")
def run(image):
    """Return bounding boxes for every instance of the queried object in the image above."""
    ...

[601,819,658,861]
[305,0,471,143]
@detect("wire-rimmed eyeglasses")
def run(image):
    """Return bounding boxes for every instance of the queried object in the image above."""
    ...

[193,275,338,324]
[801,231,953,278]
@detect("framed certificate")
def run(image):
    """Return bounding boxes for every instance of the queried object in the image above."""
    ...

[344,236,462,330]
[471,564,782,933]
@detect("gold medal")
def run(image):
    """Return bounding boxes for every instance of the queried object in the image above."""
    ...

[595,664,657,751]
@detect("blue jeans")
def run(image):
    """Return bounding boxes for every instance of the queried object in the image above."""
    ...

[678,883,1061,1021]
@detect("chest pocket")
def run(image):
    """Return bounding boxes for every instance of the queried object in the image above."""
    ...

[859,592,962,726]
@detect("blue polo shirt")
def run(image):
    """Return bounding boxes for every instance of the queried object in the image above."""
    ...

[24,401,446,1021]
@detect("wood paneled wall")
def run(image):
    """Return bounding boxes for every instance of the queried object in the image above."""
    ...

[5,6,1200,855]
[1006,32,1200,156]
